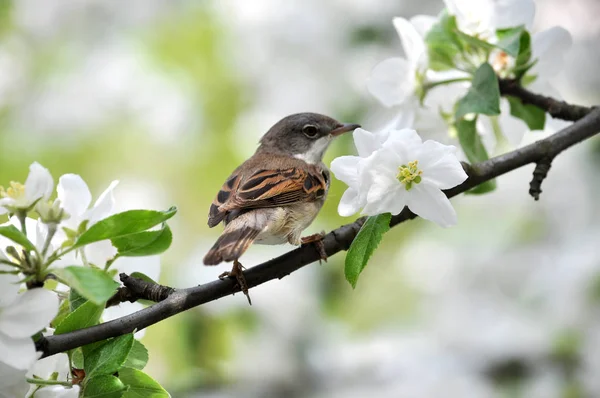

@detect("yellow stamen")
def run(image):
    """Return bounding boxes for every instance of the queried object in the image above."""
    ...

[396,160,423,191]
[0,181,25,199]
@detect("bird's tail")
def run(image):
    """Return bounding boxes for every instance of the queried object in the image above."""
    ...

[203,223,261,265]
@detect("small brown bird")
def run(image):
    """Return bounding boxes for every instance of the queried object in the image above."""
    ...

[203,112,360,303]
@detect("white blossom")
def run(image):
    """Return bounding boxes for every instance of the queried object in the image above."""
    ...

[334,129,467,227]
[0,274,58,397]
[26,353,80,398]
[367,16,435,108]
[0,162,53,215]
[443,0,536,39]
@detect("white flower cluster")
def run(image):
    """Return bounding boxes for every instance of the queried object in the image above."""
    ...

[366,0,571,151]
[0,162,161,397]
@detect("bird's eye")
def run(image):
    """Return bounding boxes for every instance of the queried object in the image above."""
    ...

[303,124,319,138]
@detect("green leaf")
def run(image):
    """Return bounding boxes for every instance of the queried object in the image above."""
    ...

[54,266,119,305]
[119,367,170,398]
[55,300,103,335]
[70,288,87,312]
[455,118,490,163]
[75,207,177,247]
[85,334,134,378]
[466,179,497,195]
[129,272,157,284]
[514,31,532,72]
[83,375,127,398]
[0,225,36,252]
[425,11,462,71]
[506,95,546,130]
[496,26,525,57]
[456,30,496,53]
[455,63,501,119]
[51,298,71,329]
[455,118,497,194]
[72,348,84,369]
[122,340,149,371]
[111,224,173,257]
[345,214,392,289]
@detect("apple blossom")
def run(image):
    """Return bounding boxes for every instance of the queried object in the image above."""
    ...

[334,129,467,227]
[0,275,58,388]
[0,162,53,215]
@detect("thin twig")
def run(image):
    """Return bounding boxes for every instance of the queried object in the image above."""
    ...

[35,106,600,358]
[499,78,593,122]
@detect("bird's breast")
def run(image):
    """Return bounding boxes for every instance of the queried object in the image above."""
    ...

[255,200,324,245]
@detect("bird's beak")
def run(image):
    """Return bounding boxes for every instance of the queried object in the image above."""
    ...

[330,123,361,137]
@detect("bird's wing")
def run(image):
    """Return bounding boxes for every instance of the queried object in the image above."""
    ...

[208,166,328,228]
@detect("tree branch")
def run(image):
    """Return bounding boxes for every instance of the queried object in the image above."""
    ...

[36,105,600,359]
[498,78,594,122]
[105,273,175,308]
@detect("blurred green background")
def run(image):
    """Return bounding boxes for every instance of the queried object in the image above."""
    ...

[2,0,600,396]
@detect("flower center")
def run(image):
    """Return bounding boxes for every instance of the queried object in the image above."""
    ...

[0,181,25,200]
[396,160,423,191]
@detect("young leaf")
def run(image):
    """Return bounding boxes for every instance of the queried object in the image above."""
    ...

[425,11,462,71]
[54,266,119,305]
[111,224,173,257]
[345,213,392,289]
[119,367,171,398]
[0,225,36,252]
[506,95,546,130]
[455,118,497,194]
[514,31,532,72]
[84,334,135,378]
[496,26,525,57]
[75,207,177,247]
[55,300,103,335]
[455,63,501,119]
[455,118,490,163]
[122,340,149,370]
[82,375,127,398]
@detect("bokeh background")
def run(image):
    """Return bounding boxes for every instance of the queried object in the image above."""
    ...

[2,0,600,396]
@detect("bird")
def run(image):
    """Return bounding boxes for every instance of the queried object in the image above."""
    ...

[203,112,360,304]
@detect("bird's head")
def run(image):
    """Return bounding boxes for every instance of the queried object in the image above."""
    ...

[258,112,360,164]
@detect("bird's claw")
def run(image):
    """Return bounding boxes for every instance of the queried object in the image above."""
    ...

[301,232,328,263]
[219,260,251,305]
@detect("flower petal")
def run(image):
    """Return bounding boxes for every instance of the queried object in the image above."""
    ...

[85,180,119,226]
[0,332,38,370]
[406,184,458,227]
[24,162,54,204]
[28,353,70,380]
[532,27,572,78]
[0,274,19,307]
[409,15,437,38]
[84,240,117,268]
[102,302,146,339]
[393,17,425,66]
[367,57,414,107]
[352,128,380,158]
[493,0,535,30]
[414,142,468,189]
[112,255,161,283]
[330,156,360,187]
[338,188,361,217]
[0,288,58,338]
[57,174,92,221]
[0,361,29,396]
[34,385,80,398]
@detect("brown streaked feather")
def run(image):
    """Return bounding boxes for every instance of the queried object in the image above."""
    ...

[207,154,328,228]
[204,207,274,265]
